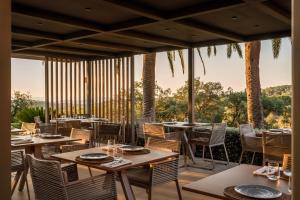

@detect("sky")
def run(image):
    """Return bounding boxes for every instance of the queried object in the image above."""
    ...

[11,38,291,99]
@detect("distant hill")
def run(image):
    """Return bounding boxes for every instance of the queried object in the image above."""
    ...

[262,85,291,97]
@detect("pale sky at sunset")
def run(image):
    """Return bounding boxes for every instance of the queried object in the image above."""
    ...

[11,38,291,99]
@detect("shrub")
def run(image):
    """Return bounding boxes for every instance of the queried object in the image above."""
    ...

[15,107,45,123]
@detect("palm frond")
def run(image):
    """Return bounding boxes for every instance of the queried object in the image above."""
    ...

[207,46,212,58]
[272,38,281,59]
[196,48,206,75]
[233,43,243,58]
[227,44,232,58]
[213,45,217,56]
[178,50,185,74]
[167,51,175,77]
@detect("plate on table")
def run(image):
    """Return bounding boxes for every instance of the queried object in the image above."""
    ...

[39,134,63,139]
[120,145,145,152]
[234,185,282,199]
[79,153,108,160]
[163,122,177,125]
[269,129,283,133]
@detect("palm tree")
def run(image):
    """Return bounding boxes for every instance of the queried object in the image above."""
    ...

[142,48,207,120]
[227,39,281,128]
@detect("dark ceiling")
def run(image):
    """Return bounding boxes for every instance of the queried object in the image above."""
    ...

[11,0,291,59]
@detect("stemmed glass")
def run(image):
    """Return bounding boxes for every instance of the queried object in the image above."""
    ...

[282,154,292,193]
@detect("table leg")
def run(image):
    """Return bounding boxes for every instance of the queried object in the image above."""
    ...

[18,147,33,191]
[118,170,136,200]
[183,131,196,164]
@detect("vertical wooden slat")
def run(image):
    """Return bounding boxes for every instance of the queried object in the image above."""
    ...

[106,59,109,119]
[118,58,121,122]
[70,60,73,116]
[91,61,94,116]
[130,56,135,144]
[126,57,130,134]
[60,59,63,115]
[122,57,125,119]
[65,59,68,116]
[78,61,82,114]
[83,61,86,114]
[102,60,105,117]
[98,60,101,117]
[50,58,54,119]
[110,59,113,122]
[55,58,59,118]
[114,59,117,122]
[45,57,49,123]
[95,60,98,117]
[74,61,77,115]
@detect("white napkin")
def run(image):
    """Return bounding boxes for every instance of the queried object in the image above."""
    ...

[101,158,132,168]
[253,166,268,176]
[11,138,33,144]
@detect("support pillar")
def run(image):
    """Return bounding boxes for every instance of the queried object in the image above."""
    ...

[0,0,11,198]
[292,0,300,199]
[188,48,195,124]
[86,60,92,115]
[130,56,136,144]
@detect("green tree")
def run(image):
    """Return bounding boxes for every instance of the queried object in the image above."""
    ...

[11,91,34,122]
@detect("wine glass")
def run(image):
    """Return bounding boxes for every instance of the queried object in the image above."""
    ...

[282,154,292,193]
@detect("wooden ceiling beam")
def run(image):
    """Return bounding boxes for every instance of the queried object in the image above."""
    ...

[12,26,62,41]
[243,0,290,25]
[12,50,91,60]
[101,0,244,42]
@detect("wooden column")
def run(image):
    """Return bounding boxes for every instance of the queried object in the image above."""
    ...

[292,0,300,198]
[86,60,92,115]
[45,58,50,123]
[188,48,195,124]
[130,56,136,144]
[0,1,11,198]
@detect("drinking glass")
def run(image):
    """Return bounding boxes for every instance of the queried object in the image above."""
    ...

[35,128,41,136]
[283,154,292,193]
[267,162,280,181]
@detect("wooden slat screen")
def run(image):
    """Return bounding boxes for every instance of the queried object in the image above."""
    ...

[45,57,134,125]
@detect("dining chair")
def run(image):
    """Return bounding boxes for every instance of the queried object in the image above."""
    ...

[135,117,152,145]
[126,123,182,200]
[27,154,117,200]
[190,123,229,169]
[11,150,30,199]
[91,123,121,147]
[262,131,291,165]
[21,122,36,135]
[239,124,263,164]
[58,120,81,137]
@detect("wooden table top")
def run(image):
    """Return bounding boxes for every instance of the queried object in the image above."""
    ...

[182,164,290,199]
[11,128,26,133]
[52,147,179,172]
[11,136,80,147]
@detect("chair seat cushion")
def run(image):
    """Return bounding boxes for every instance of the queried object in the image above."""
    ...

[126,167,150,185]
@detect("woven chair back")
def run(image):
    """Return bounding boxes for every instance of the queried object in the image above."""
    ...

[143,123,165,139]
[262,132,291,163]
[70,128,91,144]
[210,123,227,145]
[27,155,68,200]
[239,124,262,152]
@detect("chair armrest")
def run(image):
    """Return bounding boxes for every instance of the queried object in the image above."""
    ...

[65,173,116,200]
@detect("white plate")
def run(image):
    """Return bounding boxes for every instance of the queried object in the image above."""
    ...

[234,185,282,199]
[79,153,108,160]
[40,134,63,139]
[120,145,145,152]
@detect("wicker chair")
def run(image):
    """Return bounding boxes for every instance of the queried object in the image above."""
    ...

[91,123,121,147]
[27,155,117,200]
[190,123,229,169]
[262,132,291,165]
[21,122,36,135]
[11,150,30,199]
[135,117,152,144]
[39,123,57,134]
[239,124,263,164]
[58,120,81,137]
[126,123,182,200]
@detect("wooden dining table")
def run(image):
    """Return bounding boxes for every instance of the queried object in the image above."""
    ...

[11,135,81,158]
[52,147,179,200]
[163,122,212,167]
[182,164,291,200]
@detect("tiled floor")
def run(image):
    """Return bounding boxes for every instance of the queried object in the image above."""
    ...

[12,158,237,200]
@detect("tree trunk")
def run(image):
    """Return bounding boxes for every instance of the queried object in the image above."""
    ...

[245,41,264,128]
[142,53,156,120]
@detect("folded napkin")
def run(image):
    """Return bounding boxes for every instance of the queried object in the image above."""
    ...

[253,166,268,176]
[100,158,132,168]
